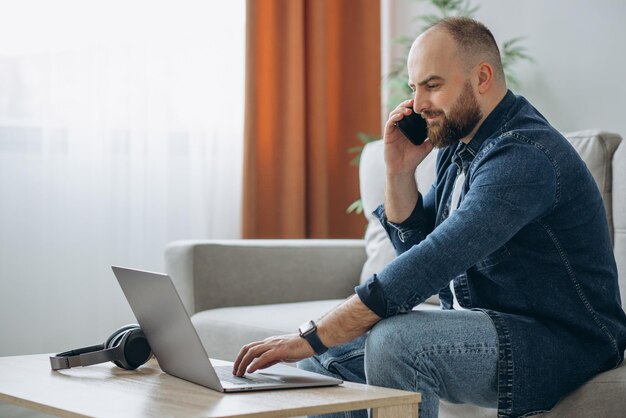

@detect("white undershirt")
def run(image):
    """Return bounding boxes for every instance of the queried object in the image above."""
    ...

[448,168,466,310]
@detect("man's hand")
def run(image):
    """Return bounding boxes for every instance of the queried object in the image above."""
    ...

[384,99,434,223]
[232,334,314,377]
[385,99,433,176]
[232,295,381,377]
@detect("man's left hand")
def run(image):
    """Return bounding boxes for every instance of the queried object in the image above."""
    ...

[232,334,314,377]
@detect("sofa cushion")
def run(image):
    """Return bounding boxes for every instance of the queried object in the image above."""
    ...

[438,361,626,418]
[613,140,626,304]
[564,130,621,242]
[191,299,440,362]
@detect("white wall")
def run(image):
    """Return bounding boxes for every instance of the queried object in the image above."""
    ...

[382,0,626,137]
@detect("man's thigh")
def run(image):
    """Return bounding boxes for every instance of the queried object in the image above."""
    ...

[365,309,498,407]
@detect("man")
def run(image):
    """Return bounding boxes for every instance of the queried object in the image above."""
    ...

[233,17,626,418]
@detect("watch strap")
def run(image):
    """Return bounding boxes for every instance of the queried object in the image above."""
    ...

[299,321,328,355]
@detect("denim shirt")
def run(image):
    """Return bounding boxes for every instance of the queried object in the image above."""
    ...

[355,91,626,417]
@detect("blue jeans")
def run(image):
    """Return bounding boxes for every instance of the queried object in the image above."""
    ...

[298,309,498,418]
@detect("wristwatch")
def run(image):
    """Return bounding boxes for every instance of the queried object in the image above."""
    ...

[298,320,328,355]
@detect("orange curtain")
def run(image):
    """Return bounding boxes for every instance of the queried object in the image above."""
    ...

[243,0,381,238]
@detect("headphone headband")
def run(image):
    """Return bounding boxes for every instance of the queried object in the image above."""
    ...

[49,324,151,371]
[50,345,119,370]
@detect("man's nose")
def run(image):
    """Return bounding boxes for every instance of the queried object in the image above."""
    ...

[413,91,428,114]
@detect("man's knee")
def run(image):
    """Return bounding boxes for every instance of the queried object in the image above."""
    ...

[365,320,395,364]
[364,319,410,385]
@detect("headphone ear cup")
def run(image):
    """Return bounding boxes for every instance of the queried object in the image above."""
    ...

[105,324,140,349]
[120,329,152,370]
[104,324,151,370]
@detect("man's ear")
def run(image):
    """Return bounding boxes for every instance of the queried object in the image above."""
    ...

[476,62,494,94]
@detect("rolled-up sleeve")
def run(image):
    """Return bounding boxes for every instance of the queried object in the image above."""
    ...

[374,192,435,255]
[356,180,437,317]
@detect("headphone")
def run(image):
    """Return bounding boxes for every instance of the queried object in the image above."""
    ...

[49,324,152,371]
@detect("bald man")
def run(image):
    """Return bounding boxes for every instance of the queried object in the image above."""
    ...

[233,17,626,418]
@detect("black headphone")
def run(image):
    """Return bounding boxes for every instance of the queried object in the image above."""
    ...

[49,324,152,371]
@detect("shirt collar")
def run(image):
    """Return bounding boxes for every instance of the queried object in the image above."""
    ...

[452,89,516,170]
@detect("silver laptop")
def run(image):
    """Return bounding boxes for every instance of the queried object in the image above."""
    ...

[111,265,342,392]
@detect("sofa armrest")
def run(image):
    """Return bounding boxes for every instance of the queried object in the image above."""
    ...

[164,239,367,315]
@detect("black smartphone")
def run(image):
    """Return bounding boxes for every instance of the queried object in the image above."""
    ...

[397,111,428,145]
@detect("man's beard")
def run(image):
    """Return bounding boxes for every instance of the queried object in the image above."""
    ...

[424,81,483,148]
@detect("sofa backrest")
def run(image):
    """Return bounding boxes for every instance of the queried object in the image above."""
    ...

[359,130,625,304]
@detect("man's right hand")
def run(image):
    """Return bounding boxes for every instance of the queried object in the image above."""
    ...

[383,99,434,223]
[384,99,434,176]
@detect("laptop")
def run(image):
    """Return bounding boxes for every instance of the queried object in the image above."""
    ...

[111,265,343,392]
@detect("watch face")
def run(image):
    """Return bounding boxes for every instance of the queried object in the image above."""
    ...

[299,320,316,336]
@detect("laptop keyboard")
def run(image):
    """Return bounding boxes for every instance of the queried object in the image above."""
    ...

[214,366,280,385]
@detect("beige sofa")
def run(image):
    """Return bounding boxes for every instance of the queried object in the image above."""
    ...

[165,130,626,417]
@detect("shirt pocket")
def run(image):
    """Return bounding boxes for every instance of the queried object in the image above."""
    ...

[473,245,511,271]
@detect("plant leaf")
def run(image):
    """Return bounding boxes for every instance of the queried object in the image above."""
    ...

[346,199,364,215]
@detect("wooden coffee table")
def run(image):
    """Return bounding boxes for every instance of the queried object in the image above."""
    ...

[0,355,420,417]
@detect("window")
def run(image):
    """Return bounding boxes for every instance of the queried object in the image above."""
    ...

[0,0,245,355]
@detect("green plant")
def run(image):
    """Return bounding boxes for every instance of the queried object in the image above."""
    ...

[347,0,532,215]
[346,132,380,215]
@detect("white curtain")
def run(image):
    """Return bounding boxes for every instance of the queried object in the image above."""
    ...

[0,0,245,356]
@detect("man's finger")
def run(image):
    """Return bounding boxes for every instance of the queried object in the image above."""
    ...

[247,351,278,374]
[233,342,254,373]
[233,341,264,375]
[384,112,407,138]
[235,344,269,377]
[388,102,413,120]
